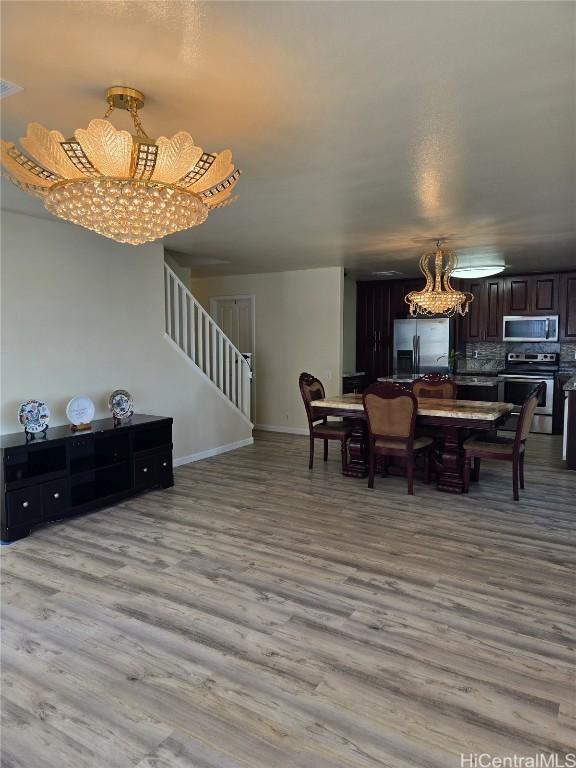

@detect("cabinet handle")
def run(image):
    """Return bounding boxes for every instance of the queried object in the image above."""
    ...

[53,492,60,500]
[22,501,29,508]
[162,461,167,467]
[143,467,148,473]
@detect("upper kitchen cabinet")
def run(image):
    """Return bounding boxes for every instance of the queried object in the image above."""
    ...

[389,279,422,321]
[458,278,504,342]
[559,272,576,341]
[504,274,559,314]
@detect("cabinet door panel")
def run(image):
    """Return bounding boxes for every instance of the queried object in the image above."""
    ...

[484,279,503,341]
[506,278,530,313]
[559,273,576,340]
[534,276,558,313]
[463,281,484,341]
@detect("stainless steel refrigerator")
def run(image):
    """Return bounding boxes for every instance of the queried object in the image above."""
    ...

[393,318,451,376]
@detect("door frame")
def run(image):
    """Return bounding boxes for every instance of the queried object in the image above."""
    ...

[209,294,256,354]
[210,294,257,419]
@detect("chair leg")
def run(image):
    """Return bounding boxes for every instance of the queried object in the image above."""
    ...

[424,450,431,484]
[407,456,414,495]
[512,455,519,501]
[323,439,328,462]
[519,452,525,489]
[368,451,376,489]
[463,456,471,493]
[472,457,481,482]
[340,437,348,472]
[309,436,314,470]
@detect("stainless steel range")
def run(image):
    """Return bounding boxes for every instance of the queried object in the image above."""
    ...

[501,352,559,434]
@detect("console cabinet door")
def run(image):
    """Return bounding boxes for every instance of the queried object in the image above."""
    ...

[559,272,576,341]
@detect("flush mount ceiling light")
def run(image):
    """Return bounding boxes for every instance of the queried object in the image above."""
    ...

[405,240,474,317]
[0,86,241,245]
[451,247,505,279]
[451,265,505,278]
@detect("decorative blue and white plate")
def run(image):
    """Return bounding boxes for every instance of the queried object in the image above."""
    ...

[109,389,133,420]
[18,400,50,433]
[66,395,95,426]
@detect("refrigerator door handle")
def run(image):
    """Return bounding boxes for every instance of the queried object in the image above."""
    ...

[417,335,421,373]
[412,335,416,374]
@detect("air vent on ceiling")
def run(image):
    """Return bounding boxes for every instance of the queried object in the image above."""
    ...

[0,79,24,100]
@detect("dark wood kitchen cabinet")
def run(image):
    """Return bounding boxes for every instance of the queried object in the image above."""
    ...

[504,274,559,314]
[559,272,576,341]
[458,278,504,342]
[357,279,423,383]
[356,282,391,383]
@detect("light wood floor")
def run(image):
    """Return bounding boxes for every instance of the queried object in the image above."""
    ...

[1,431,575,768]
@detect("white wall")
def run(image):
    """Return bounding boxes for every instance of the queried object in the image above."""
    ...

[0,211,252,461]
[191,267,344,432]
[342,275,357,373]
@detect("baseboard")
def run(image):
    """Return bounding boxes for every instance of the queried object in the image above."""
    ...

[174,437,254,467]
[254,424,308,436]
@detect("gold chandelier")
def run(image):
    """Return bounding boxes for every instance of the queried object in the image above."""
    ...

[0,86,241,245]
[405,241,474,317]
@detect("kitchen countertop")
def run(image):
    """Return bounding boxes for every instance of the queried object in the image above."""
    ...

[563,375,576,391]
[378,376,504,387]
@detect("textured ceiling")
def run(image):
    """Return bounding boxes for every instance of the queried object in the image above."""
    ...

[1,1,575,277]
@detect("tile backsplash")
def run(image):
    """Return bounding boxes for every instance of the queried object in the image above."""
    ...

[458,341,576,374]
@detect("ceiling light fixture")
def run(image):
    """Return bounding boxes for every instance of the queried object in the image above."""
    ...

[451,265,505,279]
[405,240,474,317]
[0,86,241,245]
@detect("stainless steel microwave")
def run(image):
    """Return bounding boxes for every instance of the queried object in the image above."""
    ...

[502,315,558,342]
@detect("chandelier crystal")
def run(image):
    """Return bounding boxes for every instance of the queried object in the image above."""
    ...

[405,241,474,317]
[1,86,240,245]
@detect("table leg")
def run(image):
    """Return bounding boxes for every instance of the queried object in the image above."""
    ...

[436,426,465,493]
[342,422,368,478]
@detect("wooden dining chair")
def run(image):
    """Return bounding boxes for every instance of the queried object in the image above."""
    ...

[299,372,355,470]
[363,382,432,495]
[412,374,457,466]
[412,373,457,399]
[463,382,545,501]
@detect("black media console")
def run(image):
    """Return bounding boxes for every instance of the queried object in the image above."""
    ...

[1,414,173,542]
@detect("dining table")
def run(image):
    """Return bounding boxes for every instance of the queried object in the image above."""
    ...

[311,394,515,493]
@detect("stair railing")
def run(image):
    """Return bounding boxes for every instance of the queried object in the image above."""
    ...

[164,263,252,421]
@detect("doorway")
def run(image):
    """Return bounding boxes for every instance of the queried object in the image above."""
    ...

[210,295,256,417]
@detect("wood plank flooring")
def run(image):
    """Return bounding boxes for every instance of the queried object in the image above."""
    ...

[1,431,575,767]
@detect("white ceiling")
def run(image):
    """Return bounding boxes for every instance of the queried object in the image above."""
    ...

[1,1,575,278]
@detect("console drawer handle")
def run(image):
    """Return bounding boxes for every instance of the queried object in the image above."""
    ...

[143,467,148,473]
[162,461,167,467]
[22,501,29,508]
[53,492,60,500]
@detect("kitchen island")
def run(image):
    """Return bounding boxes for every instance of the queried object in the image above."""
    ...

[563,375,576,470]
[378,375,505,402]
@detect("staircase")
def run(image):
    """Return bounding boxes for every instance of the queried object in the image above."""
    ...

[164,263,252,423]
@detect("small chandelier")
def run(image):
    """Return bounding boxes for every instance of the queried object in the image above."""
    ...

[405,241,474,317]
[0,86,241,245]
